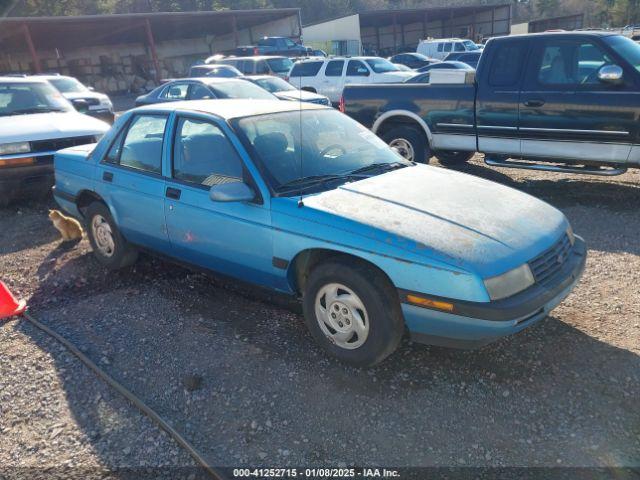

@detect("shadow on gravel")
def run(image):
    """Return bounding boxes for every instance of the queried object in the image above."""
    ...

[19,248,640,468]
[0,197,58,255]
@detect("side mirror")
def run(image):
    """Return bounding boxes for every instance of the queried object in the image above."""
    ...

[87,86,95,91]
[71,98,89,113]
[598,64,623,84]
[209,181,255,203]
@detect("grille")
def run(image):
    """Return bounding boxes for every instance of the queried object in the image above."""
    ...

[83,98,101,106]
[529,234,573,285]
[31,136,96,154]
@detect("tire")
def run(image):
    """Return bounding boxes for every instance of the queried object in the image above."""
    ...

[435,150,474,166]
[302,259,404,367]
[85,202,138,270]
[381,126,430,163]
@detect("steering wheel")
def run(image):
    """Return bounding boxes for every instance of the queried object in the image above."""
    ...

[319,144,346,158]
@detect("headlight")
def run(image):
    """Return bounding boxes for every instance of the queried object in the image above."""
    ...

[0,142,30,156]
[484,263,535,301]
[566,224,575,246]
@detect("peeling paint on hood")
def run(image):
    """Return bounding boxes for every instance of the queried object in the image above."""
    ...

[299,165,567,277]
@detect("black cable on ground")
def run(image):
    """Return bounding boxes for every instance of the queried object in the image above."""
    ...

[20,310,226,480]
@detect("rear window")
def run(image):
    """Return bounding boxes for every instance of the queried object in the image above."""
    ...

[488,41,527,87]
[290,61,323,77]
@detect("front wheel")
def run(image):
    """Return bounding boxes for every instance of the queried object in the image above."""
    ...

[86,202,138,270]
[381,126,430,163]
[302,260,404,367]
[435,150,474,166]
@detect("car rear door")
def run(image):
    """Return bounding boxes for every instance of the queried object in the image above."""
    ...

[475,38,530,157]
[96,113,170,252]
[163,113,276,287]
[345,60,371,89]
[519,36,634,163]
[321,59,345,103]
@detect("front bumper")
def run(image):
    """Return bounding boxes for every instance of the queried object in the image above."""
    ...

[0,156,54,205]
[403,236,587,349]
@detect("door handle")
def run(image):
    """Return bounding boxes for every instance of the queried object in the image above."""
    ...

[166,187,181,200]
[102,171,113,182]
[524,99,545,108]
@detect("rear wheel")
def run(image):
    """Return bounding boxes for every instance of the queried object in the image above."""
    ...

[86,202,138,270]
[381,126,430,163]
[302,260,404,367]
[435,150,474,166]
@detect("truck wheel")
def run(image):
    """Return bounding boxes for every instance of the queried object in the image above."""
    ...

[435,150,474,166]
[381,126,430,163]
[302,259,404,367]
[86,202,138,270]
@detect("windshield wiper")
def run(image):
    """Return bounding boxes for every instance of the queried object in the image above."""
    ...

[275,173,366,194]
[349,161,409,175]
[9,107,66,115]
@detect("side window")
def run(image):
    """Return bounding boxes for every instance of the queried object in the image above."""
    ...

[488,41,527,87]
[189,84,215,100]
[162,83,189,100]
[454,42,465,52]
[444,43,453,53]
[118,115,167,174]
[325,60,345,77]
[536,41,610,86]
[346,60,370,76]
[437,43,444,53]
[256,61,270,74]
[173,117,244,186]
[289,61,323,77]
[104,129,126,164]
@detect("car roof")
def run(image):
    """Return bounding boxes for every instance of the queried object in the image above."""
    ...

[135,99,327,120]
[0,76,48,84]
[191,64,235,69]
[500,31,617,40]
[226,55,289,60]
[169,77,244,85]
[243,75,279,81]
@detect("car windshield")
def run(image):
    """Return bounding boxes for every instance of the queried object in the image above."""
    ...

[463,40,480,51]
[253,77,296,93]
[49,77,89,93]
[365,58,400,73]
[209,81,276,100]
[605,35,640,73]
[266,57,294,73]
[0,82,73,116]
[233,109,410,195]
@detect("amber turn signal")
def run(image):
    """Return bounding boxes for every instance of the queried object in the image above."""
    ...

[406,294,455,312]
[0,157,35,168]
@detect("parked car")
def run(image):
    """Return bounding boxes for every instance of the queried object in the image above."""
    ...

[240,75,330,105]
[417,38,482,60]
[36,74,115,123]
[236,36,308,57]
[444,51,482,69]
[0,77,109,206]
[388,52,439,70]
[52,99,586,366]
[407,61,476,83]
[342,32,640,174]
[134,78,276,106]
[309,49,328,57]
[393,63,413,71]
[287,56,415,104]
[188,64,243,78]
[219,56,294,78]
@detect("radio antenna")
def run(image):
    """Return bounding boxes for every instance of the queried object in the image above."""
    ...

[297,59,304,208]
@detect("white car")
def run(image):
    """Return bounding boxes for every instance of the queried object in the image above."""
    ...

[417,38,482,61]
[0,77,110,206]
[286,56,415,104]
[35,74,115,124]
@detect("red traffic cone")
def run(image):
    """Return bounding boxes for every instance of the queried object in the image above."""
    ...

[0,281,26,320]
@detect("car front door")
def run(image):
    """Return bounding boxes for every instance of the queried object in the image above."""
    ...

[163,113,276,287]
[519,37,634,164]
[97,113,170,252]
[475,38,529,157]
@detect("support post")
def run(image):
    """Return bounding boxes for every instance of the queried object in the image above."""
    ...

[392,14,397,55]
[22,23,41,73]
[231,14,239,48]
[375,26,381,55]
[144,18,161,84]
[422,11,428,40]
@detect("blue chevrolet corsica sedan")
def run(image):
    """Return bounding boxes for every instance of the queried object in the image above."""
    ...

[53,100,586,366]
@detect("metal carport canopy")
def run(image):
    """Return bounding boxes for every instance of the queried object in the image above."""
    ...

[357,5,508,27]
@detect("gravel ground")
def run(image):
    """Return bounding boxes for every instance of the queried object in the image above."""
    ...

[1,157,639,477]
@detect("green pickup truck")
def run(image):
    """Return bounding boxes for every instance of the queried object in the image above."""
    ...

[341,32,640,175]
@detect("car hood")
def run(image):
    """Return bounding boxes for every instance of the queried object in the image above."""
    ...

[287,165,567,277]
[274,90,325,102]
[0,112,110,143]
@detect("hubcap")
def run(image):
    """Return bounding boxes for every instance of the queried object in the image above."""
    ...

[315,283,369,350]
[91,215,115,257]
[389,138,415,162]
